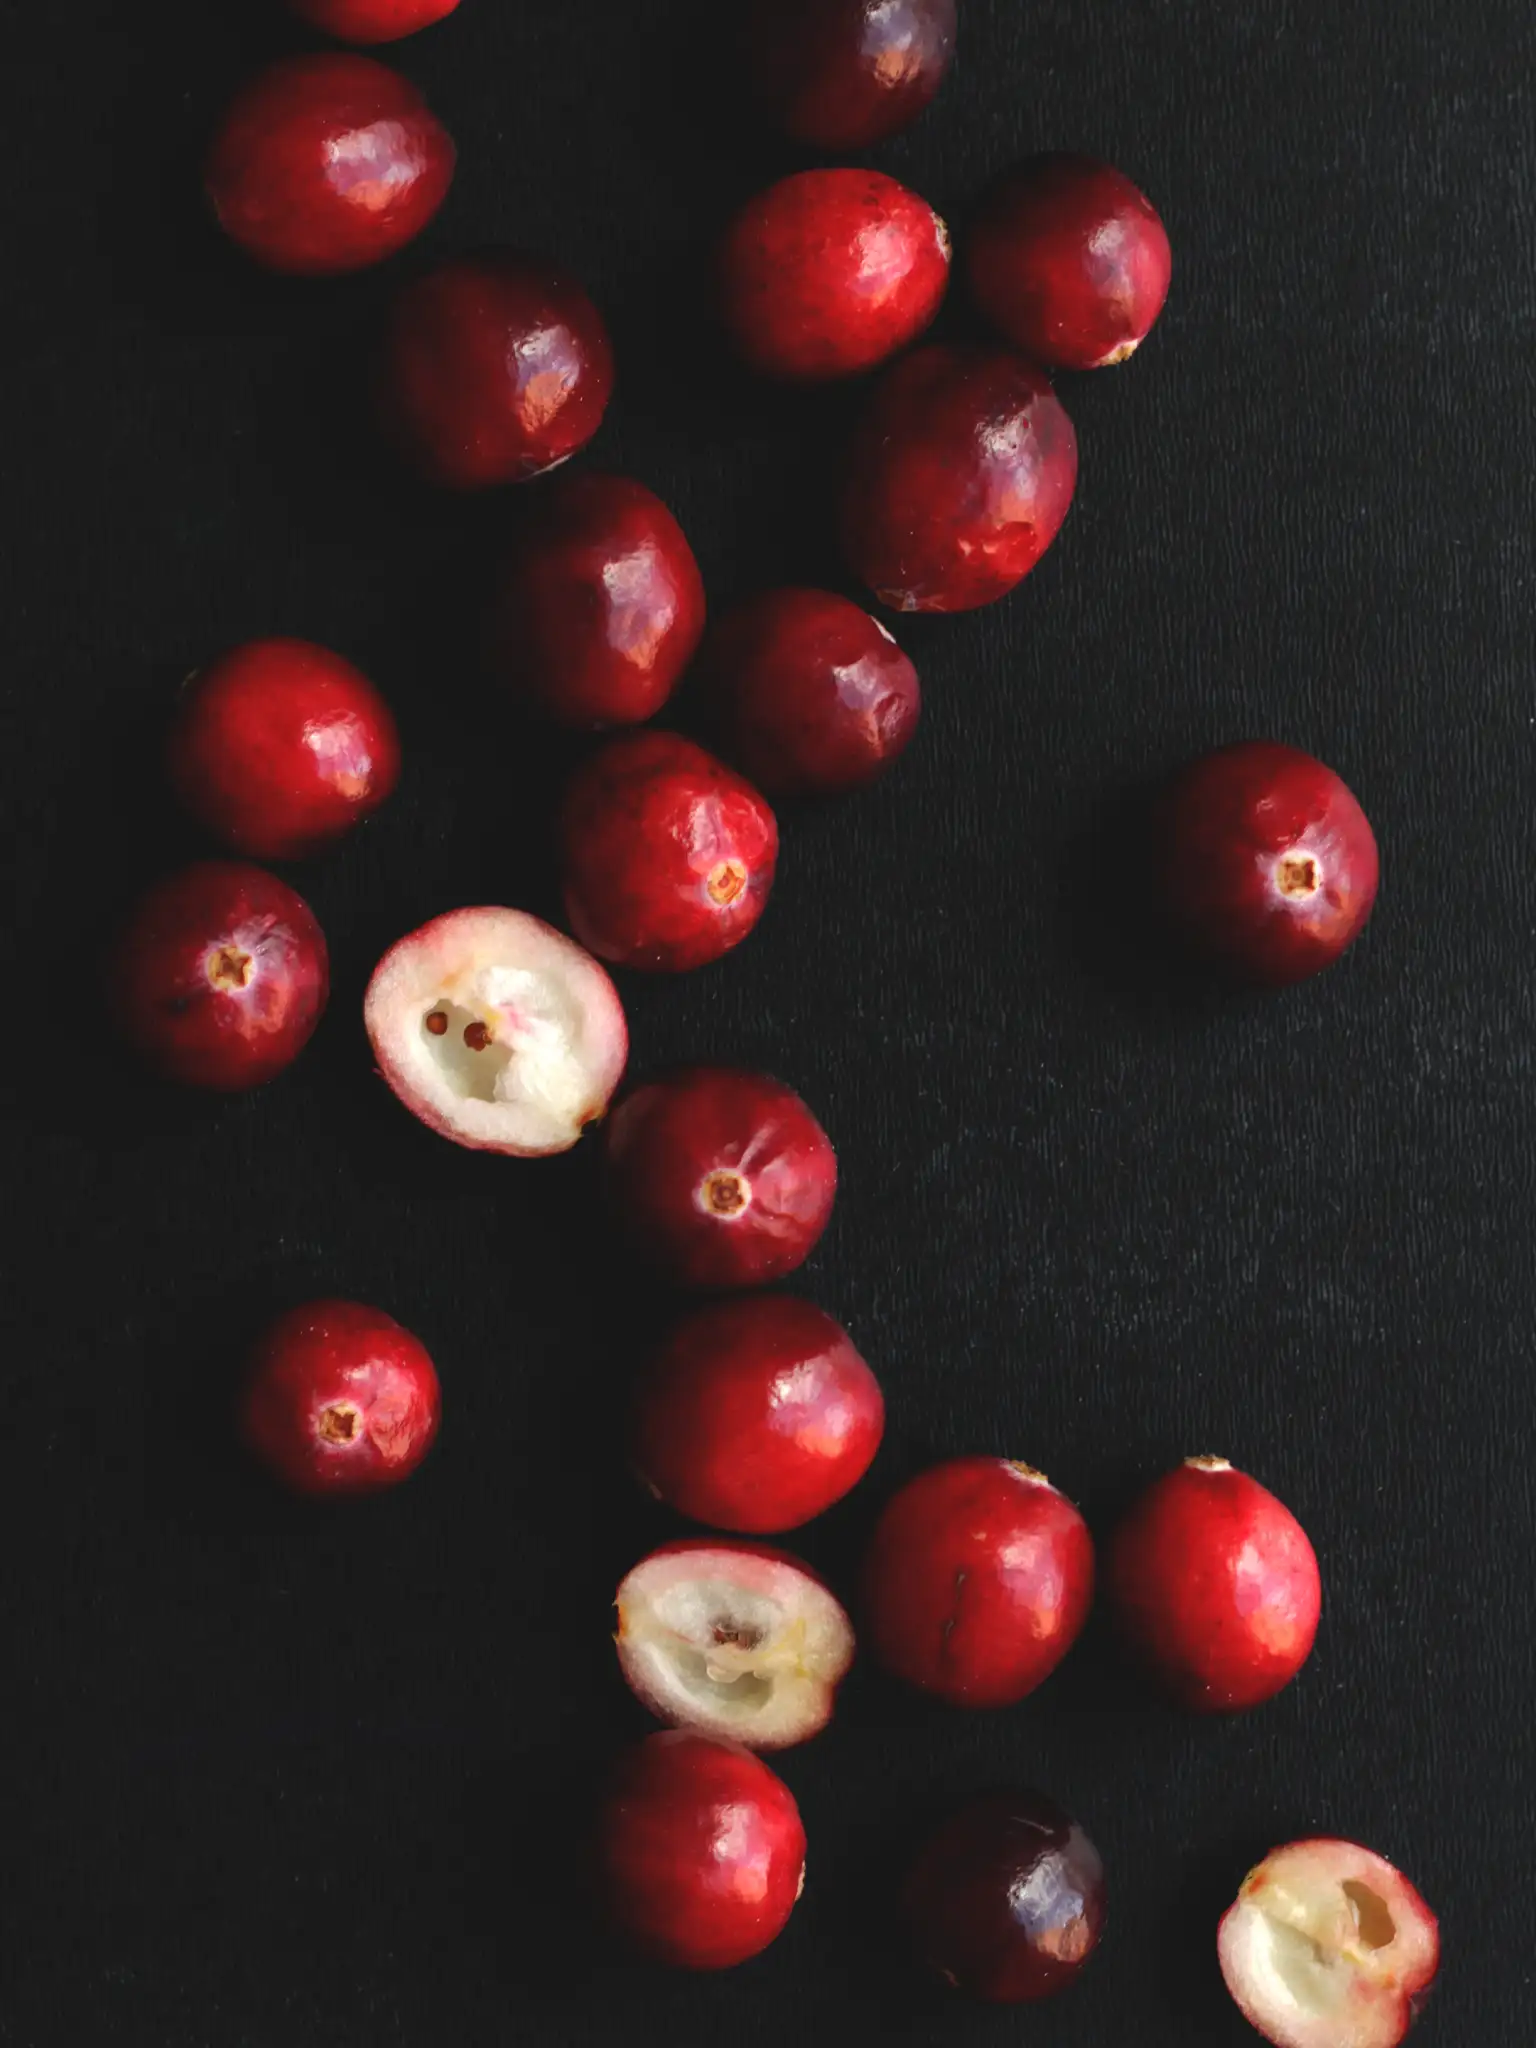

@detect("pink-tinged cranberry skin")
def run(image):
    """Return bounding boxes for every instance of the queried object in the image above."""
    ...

[381,255,614,489]
[720,170,950,382]
[905,1791,1107,2003]
[487,475,705,728]
[206,55,455,276]
[743,0,957,151]
[862,1458,1095,1708]
[603,1067,837,1292]
[1107,1458,1321,1713]
[705,587,920,797]
[240,1299,440,1497]
[559,733,778,973]
[1157,742,1380,986]
[841,345,1079,613]
[968,155,1172,371]
[168,638,400,862]
[598,1731,806,1970]
[111,862,329,1091]
[633,1295,883,1532]
[289,0,460,44]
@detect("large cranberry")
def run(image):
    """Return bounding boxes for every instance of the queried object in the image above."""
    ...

[289,0,460,43]
[381,254,614,488]
[486,474,705,727]
[742,0,957,151]
[205,55,455,275]
[841,345,1078,612]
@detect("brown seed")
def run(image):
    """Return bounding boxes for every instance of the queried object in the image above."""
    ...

[425,1010,449,1036]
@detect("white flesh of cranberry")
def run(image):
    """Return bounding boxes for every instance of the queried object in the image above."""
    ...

[1218,1839,1439,2048]
[363,907,627,1156]
[616,1545,854,1752]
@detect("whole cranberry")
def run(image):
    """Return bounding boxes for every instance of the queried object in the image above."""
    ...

[598,1731,807,1970]
[1156,742,1380,985]
[632,1295,884,1531]
[288,0,460,43]
[719,170,950,382]
[704,587,920,797]
[111,862,329,1090]
[905,1791,1107,2002]
[486,474,705,727]
[862,1458,1094,1707]
[205,55,455,276]
[968,154,1173,371]
[380,254,614,489]
[240,1299,440,1496]
[841,345,1078,612]
[742,0,957,151]
[603,1066,837,1292]
[559,733,777,973]
[168,638,400,861]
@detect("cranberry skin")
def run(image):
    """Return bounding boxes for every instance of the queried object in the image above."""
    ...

[862,1458,1094,1707]
[168,638,400,861]
[633,1296,884,1532]
[241,1299,440,1496]
[381,254,614,489]
[1106,1457,1322,1712]
[743,0,957,151]
[603,1067,837,1292]
[598,1731,806,1970]
[1157,742,1380,986]
[487,475,705,728]
[111,862,329,1090]
[720,170,950,382]
[841,346,1078,613]
[905,1791,1107,2003]
[288,0,460,44]
[968,155,1172,371]
[206,55,455,276]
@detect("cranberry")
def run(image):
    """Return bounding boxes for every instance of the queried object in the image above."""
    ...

[167,638,400,862]
[841,345,1078,612]
[1156,742,1380,986]
[288,0,460,43]
[632,1294,883,1531]
[742,0,957,151]
[486,474,705,728]
[111,862,328,1090]
[703,587,920,797]
[967,154,1173,370]
[862,1457,1094,1707]
[602,1067,837,1292]
[597,1730,806,1970]
[240,1299,440,1496]
[559,733,777,973]
[205,55,455,276]
[719,170,950,382]
[380,254,614,489]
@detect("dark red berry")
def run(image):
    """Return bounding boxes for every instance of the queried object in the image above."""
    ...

[742,0,957,151]
[288,0,459,43]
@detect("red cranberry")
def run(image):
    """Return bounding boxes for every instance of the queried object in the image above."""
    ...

[167,638,400,861]
[597,1731,806,1970]
[602,1067,837,1292]
[1157,742,1380,986]
[704,587,920,797]
[742,0,957,151]
[205,55,455,276]
[905,1791,1107,2002]
[719,170,950,382]
[240,1299,440,1496]
[1106,1457,1321,1713]
[967,154,1172,370]
[841,345,1078,612]
[486,474,704,728]
[862,1457,1094,1707]
[111,862,328,1090]
[559,733,777,973]
[380,254,614,489]
[632,1295,883,1531]
[288,0,460,43]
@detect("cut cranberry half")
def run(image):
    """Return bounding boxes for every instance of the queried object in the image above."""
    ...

[742,0,957,151]
[363,907,627,1155]
[289,0,461,43]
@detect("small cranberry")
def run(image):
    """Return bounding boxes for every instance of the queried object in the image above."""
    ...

[288,0,460,43]
[742,0,957,151]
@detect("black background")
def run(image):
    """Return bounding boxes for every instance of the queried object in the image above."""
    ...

[5,1,1534,2042]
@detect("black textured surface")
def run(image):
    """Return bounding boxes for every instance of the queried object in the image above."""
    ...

[5,1,1535,2042]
